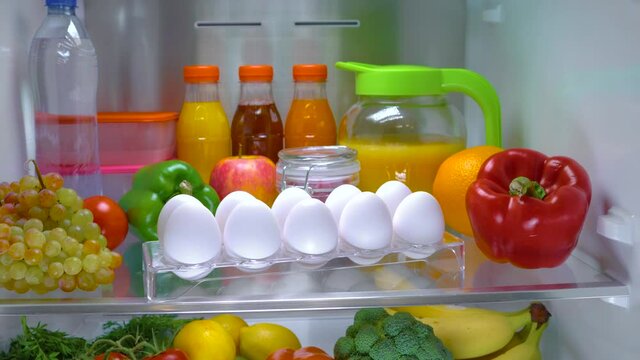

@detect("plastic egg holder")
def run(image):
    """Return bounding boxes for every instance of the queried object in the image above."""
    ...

[143,234,463,301]
[143,183,465,301]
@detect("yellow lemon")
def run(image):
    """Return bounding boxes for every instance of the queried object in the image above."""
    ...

[210,314,249,350]
[173,319,236,360]
[239,323,301,360]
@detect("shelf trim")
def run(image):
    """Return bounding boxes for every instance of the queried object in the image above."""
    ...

[0,280,628,315]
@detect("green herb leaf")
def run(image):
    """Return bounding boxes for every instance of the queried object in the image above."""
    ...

[0,316,87,360]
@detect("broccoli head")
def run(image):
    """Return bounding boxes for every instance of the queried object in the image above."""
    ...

[354,307,389,325]
[355,325,382,354]
[335,336,356,360]
[333,308,452,360]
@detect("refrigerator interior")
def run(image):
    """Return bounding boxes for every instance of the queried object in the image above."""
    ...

[1,0,639,359]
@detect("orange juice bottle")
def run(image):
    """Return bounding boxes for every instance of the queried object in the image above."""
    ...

[285,64,336,148]
[177,65,231,182]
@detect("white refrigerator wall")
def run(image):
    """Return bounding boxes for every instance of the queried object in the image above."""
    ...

[466,1,640,359]
[0,1,639,359]
[0,1,43,180]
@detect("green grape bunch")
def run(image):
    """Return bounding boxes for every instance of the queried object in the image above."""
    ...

[0,165,122,294]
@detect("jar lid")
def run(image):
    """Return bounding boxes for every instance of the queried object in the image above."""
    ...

[277,146,360,178]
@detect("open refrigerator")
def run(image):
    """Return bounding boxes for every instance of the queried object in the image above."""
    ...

[0,0,639,358]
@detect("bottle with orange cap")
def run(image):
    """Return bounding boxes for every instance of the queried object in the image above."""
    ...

[231,65,284,163]
[177,65,231,182]
[285,64,337,148]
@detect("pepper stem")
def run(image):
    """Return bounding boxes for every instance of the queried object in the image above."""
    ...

[178,180,193,196]
[509,176,546,199]
[27,159,46,189]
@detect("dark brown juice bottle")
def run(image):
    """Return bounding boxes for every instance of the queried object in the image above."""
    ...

[231,65,283,163]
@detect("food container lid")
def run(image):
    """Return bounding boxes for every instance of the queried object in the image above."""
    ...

[98,112,178,123]
[276,146,360,179]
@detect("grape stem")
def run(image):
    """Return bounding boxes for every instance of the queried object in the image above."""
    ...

[27,160,46,189]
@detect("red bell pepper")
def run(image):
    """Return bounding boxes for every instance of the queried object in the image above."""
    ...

[466,148,591,269]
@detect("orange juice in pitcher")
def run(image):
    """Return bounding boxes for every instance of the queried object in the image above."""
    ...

[341,136,465,192]
[336,62,502,192]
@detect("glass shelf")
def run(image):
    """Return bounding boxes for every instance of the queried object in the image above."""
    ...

[0,234,627,315]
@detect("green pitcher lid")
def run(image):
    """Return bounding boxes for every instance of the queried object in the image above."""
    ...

[336,61,446,96]
[335,61,503,147]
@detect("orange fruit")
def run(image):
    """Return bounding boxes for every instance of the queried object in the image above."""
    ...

[432,145,502,236]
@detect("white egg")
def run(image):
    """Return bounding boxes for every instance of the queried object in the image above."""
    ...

[376,180,412,217]
[339,192,392,250]
[224,201,281,260]
[325,184,362,225]
[271,187,311,233]
[283,198,338,255]
[215,191,256,235]
[393,191,445,246]
[157,194,203,241]
[161,200,222,265]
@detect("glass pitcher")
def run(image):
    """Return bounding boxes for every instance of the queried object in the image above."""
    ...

[336,62,501,193]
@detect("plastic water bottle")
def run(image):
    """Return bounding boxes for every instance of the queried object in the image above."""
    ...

[29,0,102,197]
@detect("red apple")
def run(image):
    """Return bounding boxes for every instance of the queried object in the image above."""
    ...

[209,154,278,206]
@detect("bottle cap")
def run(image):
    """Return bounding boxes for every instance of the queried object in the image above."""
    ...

[293,64,327,82]
[46,0,77,7]
[239,65,273,82]
[183,65,219,83]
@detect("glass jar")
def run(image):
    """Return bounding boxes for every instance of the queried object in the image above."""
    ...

[276,146,360,202]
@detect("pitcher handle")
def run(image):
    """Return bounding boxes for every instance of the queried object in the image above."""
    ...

[441,69,502,147]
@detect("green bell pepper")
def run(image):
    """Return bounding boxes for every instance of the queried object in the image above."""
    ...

[119,160,220,242]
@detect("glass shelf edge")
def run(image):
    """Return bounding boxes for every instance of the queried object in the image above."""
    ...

[0,280,628,316]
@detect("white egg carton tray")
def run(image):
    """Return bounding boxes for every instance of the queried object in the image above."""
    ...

[142,234,465,301]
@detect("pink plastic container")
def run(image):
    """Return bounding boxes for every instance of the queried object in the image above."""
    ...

[98,112,177,166]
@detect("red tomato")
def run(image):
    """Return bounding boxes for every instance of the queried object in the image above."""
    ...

[268,347,332,360]
[95,353,129,360]
[144,349,189,360]
[84,195,129,250]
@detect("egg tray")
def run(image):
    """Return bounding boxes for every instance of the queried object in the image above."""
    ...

[142,234,465,301]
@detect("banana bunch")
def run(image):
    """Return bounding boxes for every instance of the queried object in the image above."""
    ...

[388,303,551,359]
